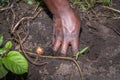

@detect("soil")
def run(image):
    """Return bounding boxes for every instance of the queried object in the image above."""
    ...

[0,0,120,80]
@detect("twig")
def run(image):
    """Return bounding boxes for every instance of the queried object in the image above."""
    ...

[113,16,120,19]
[41,56,83,80]
[11,6,16,29]
[26,52,83,80]
[11,8,42,33]
[16,31,47,66]
[109,27,120,36]
[102,6,120,14]
[0,4,13,11]
[20,43,48,66]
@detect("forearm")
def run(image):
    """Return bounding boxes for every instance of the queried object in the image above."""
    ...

[43,0,72,15]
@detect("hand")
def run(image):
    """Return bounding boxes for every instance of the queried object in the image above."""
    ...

[44,0,80,56]
[53,12,80,57]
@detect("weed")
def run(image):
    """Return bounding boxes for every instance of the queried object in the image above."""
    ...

[73,0,111,10]
[76,47,89,60]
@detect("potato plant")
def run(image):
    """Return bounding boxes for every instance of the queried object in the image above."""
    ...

[0,35,28,79]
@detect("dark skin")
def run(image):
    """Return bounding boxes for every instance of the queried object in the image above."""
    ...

[44,0,80,56]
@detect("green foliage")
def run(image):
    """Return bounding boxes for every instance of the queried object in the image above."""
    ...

[5,41,12,49]
[0,35,28,79]
[85,0,96,9]
[73,0,111,10]
[76,47,89,60]
[0,48,6,55]
[0,35,3,46]
[103,0,111,6]
[73,1,87,10]
[0,57,8,79]
[2,51,28,74]
[0,0,9,8]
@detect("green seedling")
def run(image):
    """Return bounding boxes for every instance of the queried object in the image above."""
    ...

[73,1,87,10]
[85,0,96,9]
[0,35,28,79]
[103,0,111,6]
[76,46,89,60]
[0,35,3,46]
[73,0,111,10]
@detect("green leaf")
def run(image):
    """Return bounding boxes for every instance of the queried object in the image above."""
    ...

[73,1,87,10]
[0,48,7,55]
[2,51,28,74]
[5,41,12,49]
[103,0,111,6]
[76,47,89,60]
[0,57,8,79]
[0,35,3,47]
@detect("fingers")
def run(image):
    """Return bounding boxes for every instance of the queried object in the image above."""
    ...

[53,37,79,57]
[71,38,79,57]
[61,40,69,56]
[53,17,62,52]
[53,38,69,57]
[53,38,61,52]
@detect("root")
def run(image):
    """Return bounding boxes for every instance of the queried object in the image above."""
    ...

[101,6,120,19]
[15,29,48,66]
[26,52,83,80]
[102,6,120,14]
[0,4,13,11]
[8,4,46,66]
[40,56,83,80]
[11,8,42,33]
